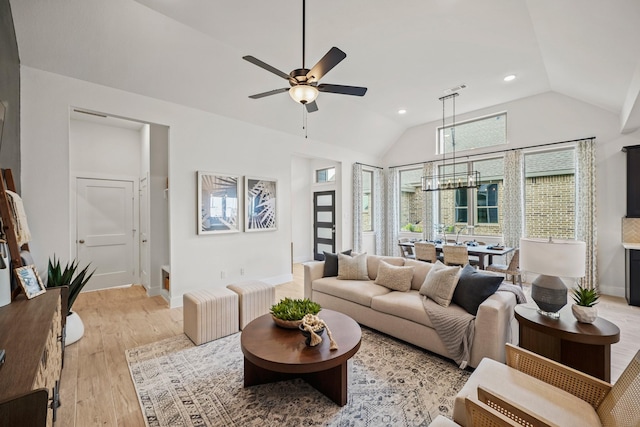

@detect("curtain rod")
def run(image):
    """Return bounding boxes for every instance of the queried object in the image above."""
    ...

[355,162,383,170]
[389,136,595,169]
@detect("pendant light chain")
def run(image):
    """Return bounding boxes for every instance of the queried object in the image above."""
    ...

[423,92,479,192]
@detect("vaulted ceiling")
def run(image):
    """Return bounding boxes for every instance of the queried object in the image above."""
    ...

[9,0,640,157]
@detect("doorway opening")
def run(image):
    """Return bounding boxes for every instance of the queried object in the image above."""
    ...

[69,109,169,298]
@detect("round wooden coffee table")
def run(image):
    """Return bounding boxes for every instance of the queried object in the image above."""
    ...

[241,309,361,406]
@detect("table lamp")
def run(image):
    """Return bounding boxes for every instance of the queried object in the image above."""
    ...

[520,237,586,318]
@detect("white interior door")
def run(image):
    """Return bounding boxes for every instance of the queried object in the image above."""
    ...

[139,175,150,289]
[76,178,137,291]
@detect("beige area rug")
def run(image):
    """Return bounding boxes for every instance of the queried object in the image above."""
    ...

[126,328,470,427]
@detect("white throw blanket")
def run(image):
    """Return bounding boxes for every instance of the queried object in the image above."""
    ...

[422,296,475,369]
[6,190,31,246]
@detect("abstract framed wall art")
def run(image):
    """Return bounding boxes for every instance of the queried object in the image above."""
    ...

[245,176,277,232]
[197,171,240,235]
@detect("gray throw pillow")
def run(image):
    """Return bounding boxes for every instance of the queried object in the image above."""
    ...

[337,252,369,280]
[374,261,414,292]
[419,260,461,307]
[322,250,352,277]
[452,264,503,315]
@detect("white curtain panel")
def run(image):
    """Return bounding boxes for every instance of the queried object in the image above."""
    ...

[352,163,363,253]
[576,138,598,290]
[422,162,434,241]
[503,150,524,259]
[373,167,385,254]
[386,167,400,256]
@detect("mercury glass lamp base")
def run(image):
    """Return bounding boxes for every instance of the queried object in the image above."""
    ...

[536,308,561,319]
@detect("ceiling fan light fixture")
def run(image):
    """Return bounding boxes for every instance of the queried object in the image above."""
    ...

[289,85,319,104]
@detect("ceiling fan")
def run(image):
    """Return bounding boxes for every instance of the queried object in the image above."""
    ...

[243,0,367,113]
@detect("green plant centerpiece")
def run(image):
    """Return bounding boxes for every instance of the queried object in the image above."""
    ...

[46,256,95,315]
[570,284,599,323]
[270,297,321,329]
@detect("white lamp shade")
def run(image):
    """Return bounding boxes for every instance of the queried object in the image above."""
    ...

[289,85,319,104]
[520,238,586,278]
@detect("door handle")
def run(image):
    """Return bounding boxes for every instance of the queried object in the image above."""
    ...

[142,239,148,243]
[78,240,85,244]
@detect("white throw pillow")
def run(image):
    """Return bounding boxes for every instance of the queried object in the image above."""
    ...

[337,252,370,280]
[419,260,461,307]
[374,261,414,292]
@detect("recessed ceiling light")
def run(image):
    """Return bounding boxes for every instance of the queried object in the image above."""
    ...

[398,109,407,114]
[504,74,516,82]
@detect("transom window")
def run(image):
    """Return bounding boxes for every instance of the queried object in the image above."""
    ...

[316,167,335,183]
[438,113,507,154]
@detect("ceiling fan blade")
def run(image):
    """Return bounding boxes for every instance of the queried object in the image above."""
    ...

[305,101,319,113]
[318,84,368,96]
[248,88,290,99]
[243,56,292,81]
[306,47,346,83]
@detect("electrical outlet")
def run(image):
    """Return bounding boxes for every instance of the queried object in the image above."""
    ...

[240,268,244,276]
[221,271,226,279]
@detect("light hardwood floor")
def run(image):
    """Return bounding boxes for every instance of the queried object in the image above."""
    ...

[58,265,640,426]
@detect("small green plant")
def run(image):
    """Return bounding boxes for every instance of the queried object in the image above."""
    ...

[571,284,599,307]
[270,298,321,321]
[47,256,95,315]
[401,223,423,233]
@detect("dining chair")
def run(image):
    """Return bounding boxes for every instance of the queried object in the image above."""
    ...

[442,245,469,266]
[486,249,521,288]
[398,238,415,259]
[414,242,437,263]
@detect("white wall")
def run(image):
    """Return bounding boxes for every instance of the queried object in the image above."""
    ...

[20,66,378,307]
[384,91,640,297]
[69,118,142,177]
[291,155,312,263]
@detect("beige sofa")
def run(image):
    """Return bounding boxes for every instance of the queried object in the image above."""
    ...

[304,254,518,368]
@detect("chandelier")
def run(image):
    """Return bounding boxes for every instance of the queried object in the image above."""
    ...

[422,93,480,192]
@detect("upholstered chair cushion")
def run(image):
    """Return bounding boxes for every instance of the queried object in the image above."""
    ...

[322,250,352,277]
[419,260,461,307]
[374,261,414,292]
[337,252,370,280]
[453,264,503,315]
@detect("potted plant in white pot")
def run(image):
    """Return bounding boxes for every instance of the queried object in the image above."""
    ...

[571,284,599,323]
[46,256,95,345]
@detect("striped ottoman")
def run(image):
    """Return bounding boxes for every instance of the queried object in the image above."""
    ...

[183,288,239,345]
[227,280,275,330]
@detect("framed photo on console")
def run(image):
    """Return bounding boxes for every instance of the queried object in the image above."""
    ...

[197,171,241,235]
[245,176,277,232]
[15,265,46,299]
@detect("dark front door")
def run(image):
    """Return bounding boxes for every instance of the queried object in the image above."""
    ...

[313,191,336,260]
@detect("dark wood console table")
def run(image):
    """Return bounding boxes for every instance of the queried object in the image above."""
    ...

[515,304,620,381]
[0,287,67,426]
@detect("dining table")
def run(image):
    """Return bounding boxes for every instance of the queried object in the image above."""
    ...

[399,241,514,270]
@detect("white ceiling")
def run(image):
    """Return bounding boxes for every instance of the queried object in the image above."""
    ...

[9,0,640,156]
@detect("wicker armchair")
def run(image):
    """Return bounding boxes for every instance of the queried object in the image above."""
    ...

[414,242,437,263]
[431,399,521,427]
[453,343,640,426]
[443,244,469,266]
[486,249,521,288]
